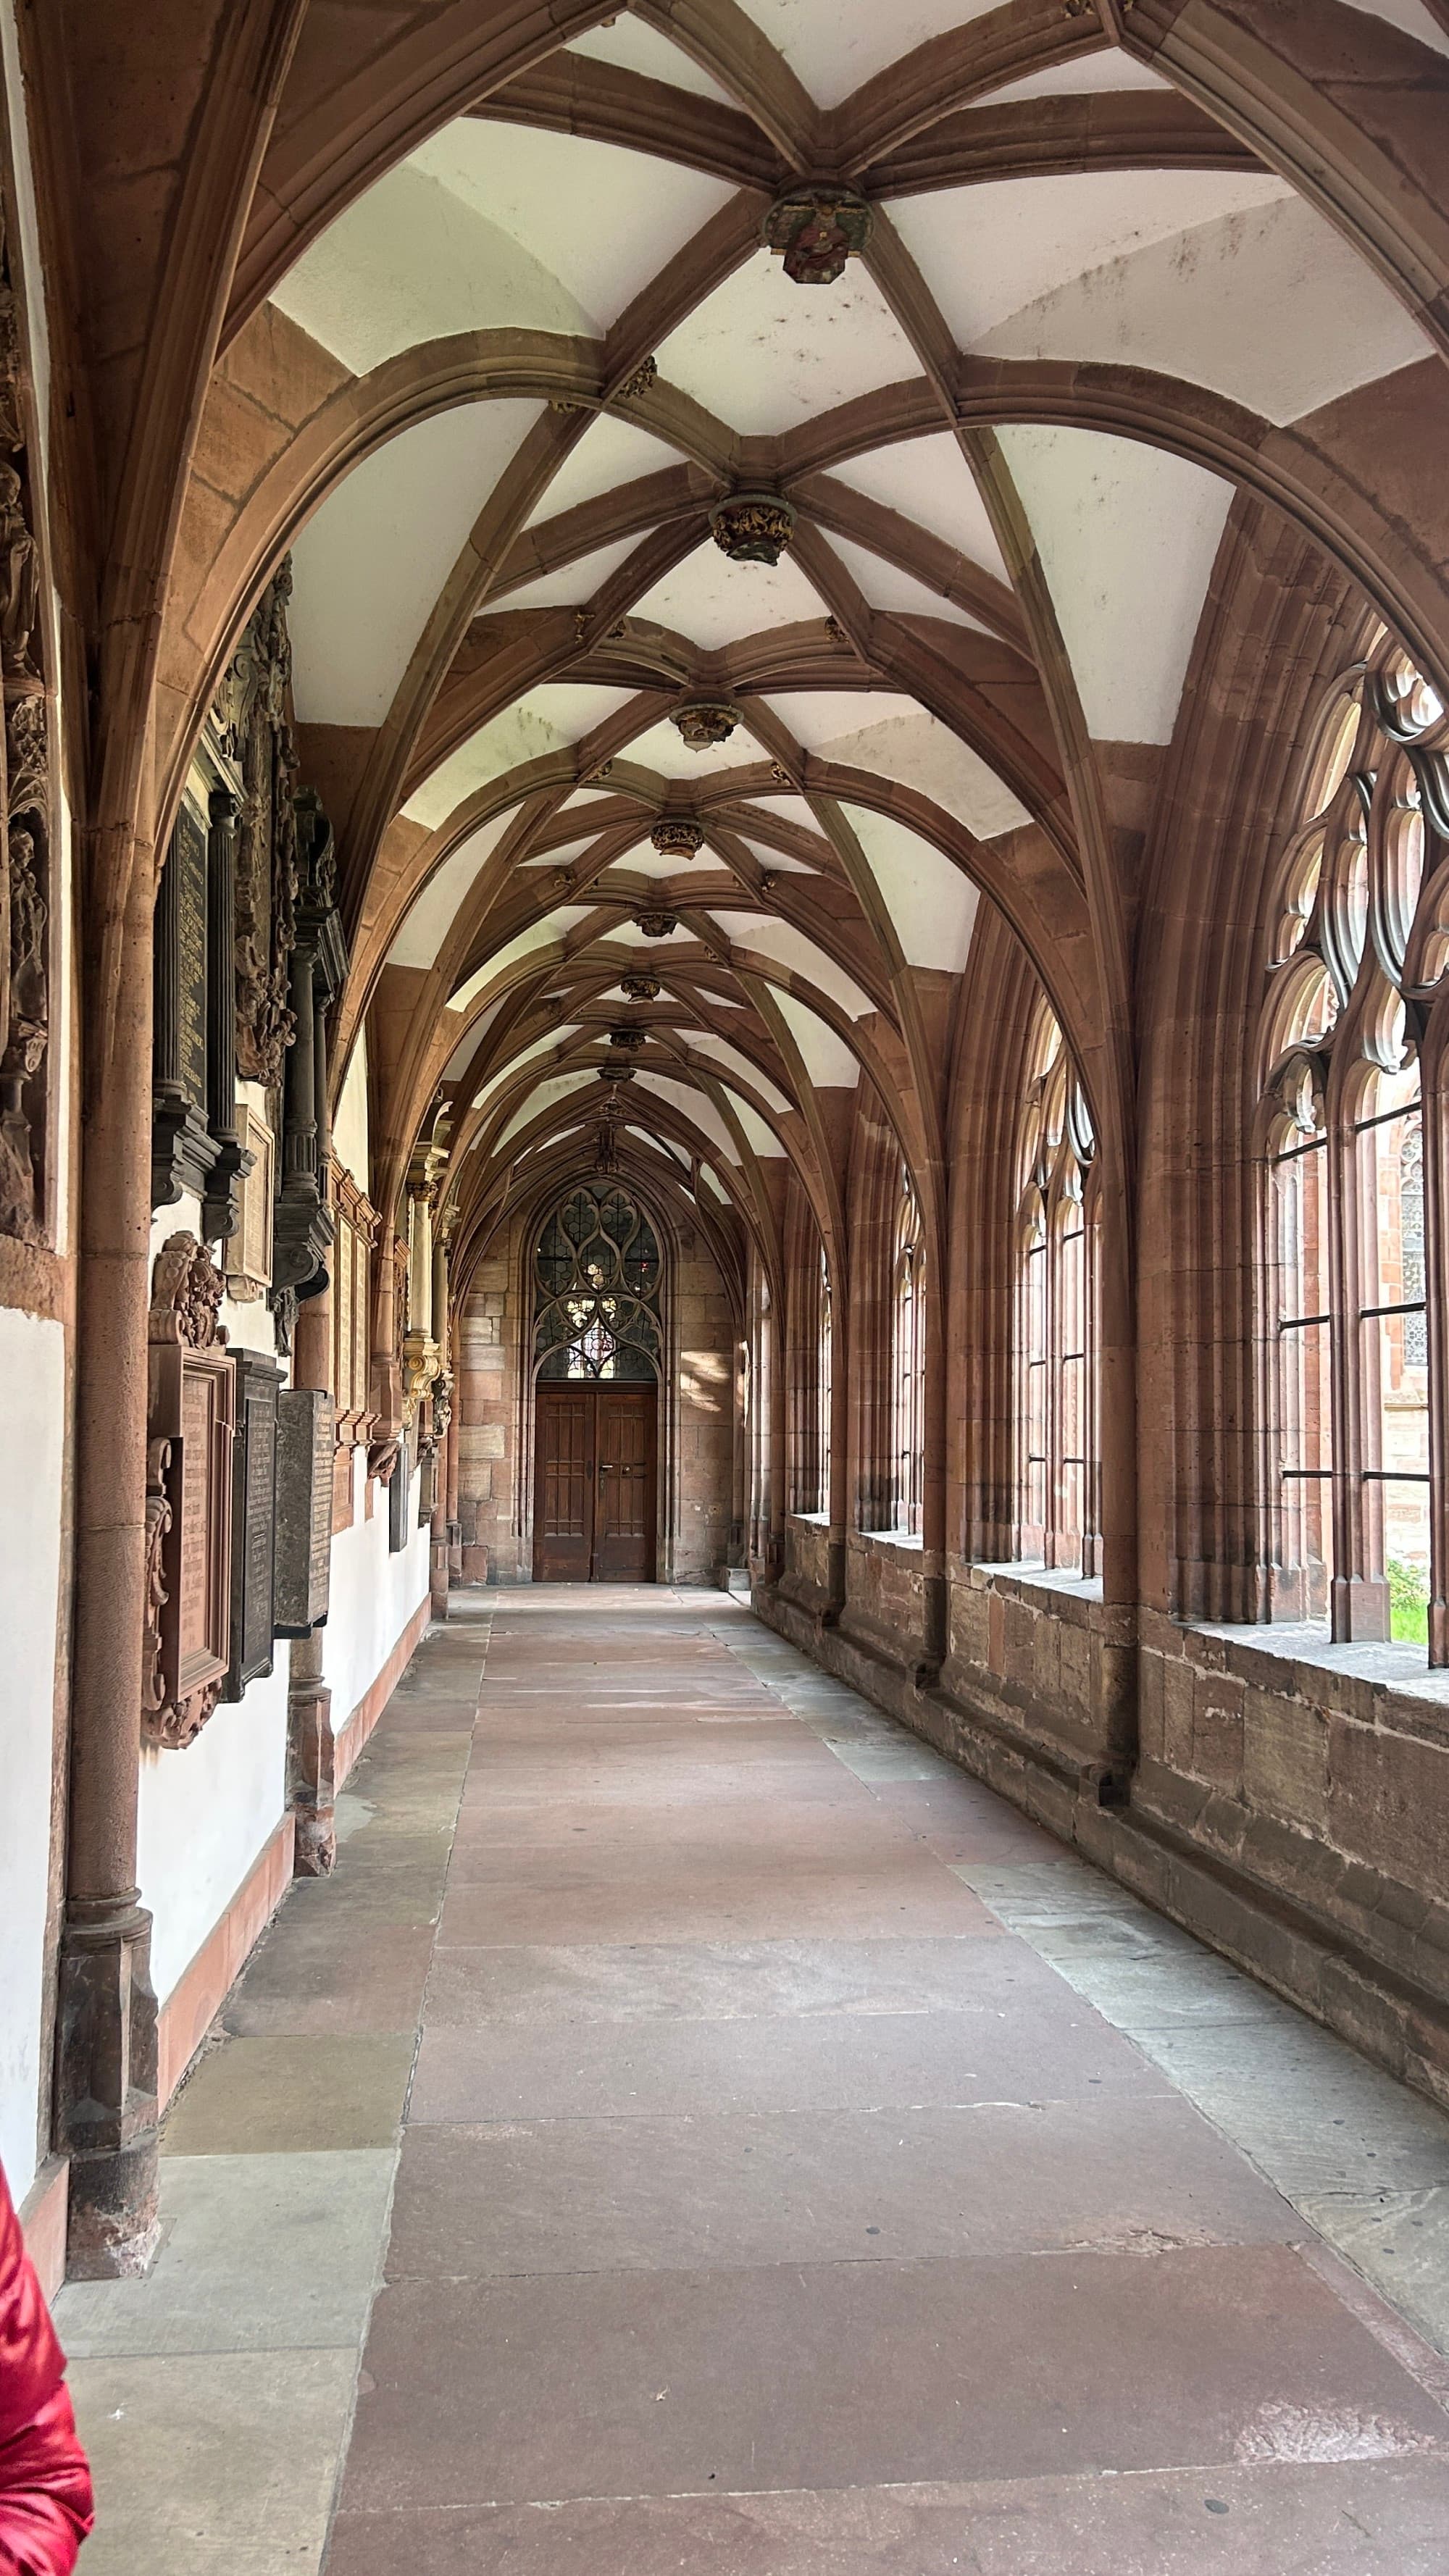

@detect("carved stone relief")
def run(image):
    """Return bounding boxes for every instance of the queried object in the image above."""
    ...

[222,563,299,1088]
[0,205,51,1244]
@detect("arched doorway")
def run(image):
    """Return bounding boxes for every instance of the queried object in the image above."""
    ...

[531,1182,661,1581]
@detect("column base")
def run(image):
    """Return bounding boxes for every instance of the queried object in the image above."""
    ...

[55,1898,160,2280]
[65,2138,161,2279]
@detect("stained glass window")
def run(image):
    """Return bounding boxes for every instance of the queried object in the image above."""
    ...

[534,1184,662,1381]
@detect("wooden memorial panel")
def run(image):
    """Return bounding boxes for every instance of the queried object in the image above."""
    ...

[275,1385,334,1634]
[144,1234,236,1749]
[417,1444,438,1526]
[225,1350,282,1699]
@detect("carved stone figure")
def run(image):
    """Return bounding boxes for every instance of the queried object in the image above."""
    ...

[140,1439,173,1718]
[0,462,39,678]
[7,691,46,822]
[0,827,46,1236]
[226,562,299,1086]
[148,1231,228,1350]
[761,188,873,285]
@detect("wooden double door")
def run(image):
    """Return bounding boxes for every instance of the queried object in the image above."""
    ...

[533,1380,658,1581]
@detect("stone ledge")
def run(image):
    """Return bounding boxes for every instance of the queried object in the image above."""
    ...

[1145,1608,1449,1753]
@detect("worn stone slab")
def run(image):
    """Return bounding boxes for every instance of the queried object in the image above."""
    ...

[420,1933,1090,2030]
[54,2150,395,2354]
[386,2094,1298,2280]
[327,2459,1449,2576]
[340,2244,1449,2513]
[1298,2188,1449,2357]
[66,2348,358,2574]
[162,2034,414,2154]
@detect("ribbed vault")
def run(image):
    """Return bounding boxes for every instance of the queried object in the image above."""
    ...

[148,0,1449,1297]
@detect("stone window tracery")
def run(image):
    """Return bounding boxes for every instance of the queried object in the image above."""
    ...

[819,1242,833,1515]
[1260,637,1449,1651]
[533,1182,662,1381]
[1016,1003,1098,1573]
[892,1171,925,1536]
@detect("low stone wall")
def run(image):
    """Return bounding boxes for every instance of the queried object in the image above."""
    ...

[761,1522,1449,2112]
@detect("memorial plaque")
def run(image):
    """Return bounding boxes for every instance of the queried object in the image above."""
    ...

[150,1342,235,1743]
[417,1446,438,1526]
[225,1103,274,1302]
[224,1350,282,1698]
[388,1429,411,1553]
[275,1384,333,1634]
[152,800,221,1208]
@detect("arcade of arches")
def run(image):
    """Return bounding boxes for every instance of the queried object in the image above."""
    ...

[6,0,1449,2562]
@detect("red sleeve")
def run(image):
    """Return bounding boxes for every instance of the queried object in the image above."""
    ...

[0,2167,94,2576]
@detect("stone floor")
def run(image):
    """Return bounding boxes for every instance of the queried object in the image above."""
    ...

[56,1587,1449,2572]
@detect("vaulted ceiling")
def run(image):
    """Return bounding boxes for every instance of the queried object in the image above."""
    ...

[244,0,1445,1290]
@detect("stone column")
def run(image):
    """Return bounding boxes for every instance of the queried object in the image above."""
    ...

[446,1377,462,1579]
[824,1256,849,1626]
[767,1292,787,1580]
[57,853,159,2277]
[919,1227,948,1681]
[428,1225,451,1619]
[409,1174,434,1340]
[288,1280,335,1876]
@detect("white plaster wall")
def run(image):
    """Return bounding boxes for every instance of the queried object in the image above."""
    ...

[333,1033,369,1188]
[322,1447,430,1734]
[136,1663,289,2005]
[0,1309,64,2200]
[135,1196,289,2008]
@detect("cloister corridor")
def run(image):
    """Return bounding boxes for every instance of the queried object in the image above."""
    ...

[50,1589,1449,2575]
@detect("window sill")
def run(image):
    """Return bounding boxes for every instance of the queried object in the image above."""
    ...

[788,1510,830,1529]
[974,1557,1103,1605]
[1186,1615,1449,1711]
[856,1527,924,1556]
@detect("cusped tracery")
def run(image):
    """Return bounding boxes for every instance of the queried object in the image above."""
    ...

[534,1182,663,1381]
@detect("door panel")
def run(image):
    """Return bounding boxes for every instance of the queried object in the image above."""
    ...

[594,1387,656,1580]
[535,1387,592,1580]
[533,1380,657,1581]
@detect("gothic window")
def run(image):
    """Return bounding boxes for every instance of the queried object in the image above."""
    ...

[1016,1005,1098,1572]
[1260,636,1447,1649]
[819,1243,833,1513]
[892,1172,925,1536]
[533,1183,662,1381]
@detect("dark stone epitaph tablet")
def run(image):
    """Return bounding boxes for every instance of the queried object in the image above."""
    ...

[225,1350,283,1697]
[152,802,218,1206]
[388,1429,411,1553]
[275,1385,333,1634]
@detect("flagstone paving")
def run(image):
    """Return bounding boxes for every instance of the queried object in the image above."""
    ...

[58,1587,1449,2572]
